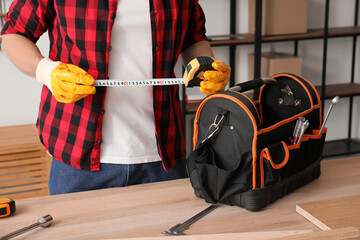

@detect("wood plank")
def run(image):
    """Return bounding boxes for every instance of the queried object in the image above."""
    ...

[0,151,43,161]
[277,227,360,240]
[185,83,360,113]
[0,182,48,195]
[106,230,313,240]
[0,144,43,155]
[0,169,48,181]
[0,175,48,188]
[0,124,43,155]
[0,157,47,168]
[0,163,46,174]
[208,26,360,46]
[296,195,360,230]
[315,83,360,99]
[107,227,359,240]
[8,188,49,200]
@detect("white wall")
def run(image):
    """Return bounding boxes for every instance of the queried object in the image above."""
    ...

[0,0,359,142]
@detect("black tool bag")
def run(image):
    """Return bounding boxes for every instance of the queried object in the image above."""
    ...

[186,73,327,211]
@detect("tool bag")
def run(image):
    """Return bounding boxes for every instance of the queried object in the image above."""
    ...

[186,73,327,211]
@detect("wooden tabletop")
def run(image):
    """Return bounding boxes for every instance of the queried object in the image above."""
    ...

[1,156,360,239]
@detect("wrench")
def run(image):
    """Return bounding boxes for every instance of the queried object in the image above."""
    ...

[161,205,217,236]
[0,214,53,240]
[319,96,340,135]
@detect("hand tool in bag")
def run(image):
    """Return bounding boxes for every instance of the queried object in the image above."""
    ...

[0,214,53,240]
[319,96,340,135]
[0,198,16,218]
[297,119,309,144]
[291,117,309,144]
[160,204,217,236]
[94,56,215,87]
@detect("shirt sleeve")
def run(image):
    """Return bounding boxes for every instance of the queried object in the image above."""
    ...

[0,0,54,43]
[181,0,208,52]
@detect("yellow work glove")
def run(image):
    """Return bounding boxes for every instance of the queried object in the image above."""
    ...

[184,58,231,96]
[201,59,231,95]
[36,58,96,103]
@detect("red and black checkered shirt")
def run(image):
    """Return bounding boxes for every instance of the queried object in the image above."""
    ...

[1,0,207,171]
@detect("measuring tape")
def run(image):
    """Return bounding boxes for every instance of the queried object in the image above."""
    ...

[0,198,16,218]
[94,56,215,87]
[94,78,185,87]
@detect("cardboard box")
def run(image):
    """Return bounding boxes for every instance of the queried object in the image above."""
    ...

[249,0,308,36]
[248,52,302,79]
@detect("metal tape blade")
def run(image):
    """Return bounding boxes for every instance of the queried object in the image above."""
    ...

[94,78,185,87]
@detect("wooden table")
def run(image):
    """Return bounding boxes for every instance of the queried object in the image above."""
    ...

[1,156,360,239]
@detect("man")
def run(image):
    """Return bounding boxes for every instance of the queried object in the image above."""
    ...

[1,0,230,194]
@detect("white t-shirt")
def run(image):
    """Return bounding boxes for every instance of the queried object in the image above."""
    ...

[100,0,161,164]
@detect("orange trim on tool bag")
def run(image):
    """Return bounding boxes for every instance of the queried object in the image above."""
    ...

[260,108,313,134]
[273,73,322,128]
[260,151,265,188]
[312,128,327,136]
[253,100,260,105]
[287,143,301,150]
[234,91,261,124]
[258,74,322,130]
[259,141,289,187]
[252,100,262,124]
[193,93,259,189]
[292,74,323,127]
[271,74,314,106]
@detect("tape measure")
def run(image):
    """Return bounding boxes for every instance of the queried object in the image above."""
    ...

[0,198,16,218]
[94,78,185,87]
[94,56,215,87]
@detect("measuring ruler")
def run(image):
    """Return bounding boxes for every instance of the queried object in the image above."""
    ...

[94,78,186,87]
[94,56,215,87]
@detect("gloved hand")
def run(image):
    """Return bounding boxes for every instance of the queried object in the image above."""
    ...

[36,58,96,103]
[200,59,231,95]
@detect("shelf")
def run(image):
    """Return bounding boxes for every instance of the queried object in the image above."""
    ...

[208,26,360,46]
[184,102,201,113]
[315,83,360,99]
[184,82,360,114]
[322,138,360,158]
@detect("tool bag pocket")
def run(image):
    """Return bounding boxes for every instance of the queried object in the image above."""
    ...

[260,128,327,188]
[260,141,289,187]
[187,73,326,211]
[187,141,252,204]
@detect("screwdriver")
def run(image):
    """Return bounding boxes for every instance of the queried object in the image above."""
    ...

[0,215,53,240]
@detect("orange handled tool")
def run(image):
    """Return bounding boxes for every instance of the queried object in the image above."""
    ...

[0,198,16,218]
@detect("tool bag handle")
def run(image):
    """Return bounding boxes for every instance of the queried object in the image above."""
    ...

[228,77,289,93]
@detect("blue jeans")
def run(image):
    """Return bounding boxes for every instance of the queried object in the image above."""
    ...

[49,159,187,195]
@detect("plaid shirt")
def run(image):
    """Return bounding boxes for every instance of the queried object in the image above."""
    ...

[1,0,207,171]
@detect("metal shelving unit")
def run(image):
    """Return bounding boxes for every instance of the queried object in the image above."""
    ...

[184,0,360,158]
